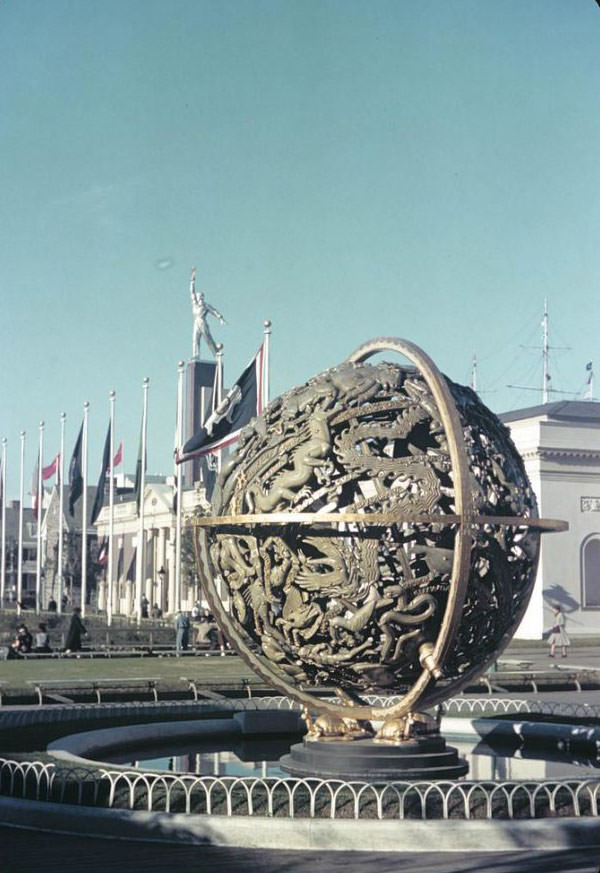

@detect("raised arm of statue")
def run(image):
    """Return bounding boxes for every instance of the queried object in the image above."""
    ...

[207,302,227,324]
[190,268,200,307]
[188,268,226,359]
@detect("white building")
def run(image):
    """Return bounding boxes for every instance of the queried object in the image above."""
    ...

[501,400,600,639]
[94,479,209,617]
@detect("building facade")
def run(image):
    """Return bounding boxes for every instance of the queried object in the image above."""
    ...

[94,480,208,617]
[41,485,100,609]
[501,400,600,639]
[1,500,37,606]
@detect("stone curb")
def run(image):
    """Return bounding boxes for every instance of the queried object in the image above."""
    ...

[443,716,600,752]
[1,796,600,851]
[47,710,303,763]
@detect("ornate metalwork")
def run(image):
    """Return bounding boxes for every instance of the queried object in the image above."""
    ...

[1,756,599,821]
[195,337,566,723]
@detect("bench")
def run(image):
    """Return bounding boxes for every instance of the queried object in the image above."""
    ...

[476,667,600,695]
[20,647,155,660]
[27,677,160,706]
[495,659,534,670]
[181,676,256,701]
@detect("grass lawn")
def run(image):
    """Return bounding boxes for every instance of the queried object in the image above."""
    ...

[0,653,260,694]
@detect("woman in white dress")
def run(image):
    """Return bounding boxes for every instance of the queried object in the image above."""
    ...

[548,604,570,658]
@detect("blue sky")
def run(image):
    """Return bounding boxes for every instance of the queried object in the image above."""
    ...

[2,1,600,498]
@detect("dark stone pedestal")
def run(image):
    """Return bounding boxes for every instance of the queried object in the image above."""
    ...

[280,734,468,781]
[184,359,217,493]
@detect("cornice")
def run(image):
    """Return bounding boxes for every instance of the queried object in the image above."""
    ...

[519,446,600,463]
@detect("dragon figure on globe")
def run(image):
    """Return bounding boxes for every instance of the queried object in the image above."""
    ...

[194,337,565,740]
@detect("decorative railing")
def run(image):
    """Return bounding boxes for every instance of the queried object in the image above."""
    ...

[442,697,600,718]
[0,758,55,802]
[1,757,599,820]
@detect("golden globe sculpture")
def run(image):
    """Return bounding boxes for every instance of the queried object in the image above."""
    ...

[194,338,566,737]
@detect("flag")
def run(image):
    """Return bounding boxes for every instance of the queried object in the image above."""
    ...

[31,453,40,514]
[42,454,59,481]
[90,422,111,525]
[97,537,108,567]
[587,362,593,384]
[32,452,60,512]
[133,425,145,513]
[68,423,84,516]
[177,344,265,462]
[111,441,123,470]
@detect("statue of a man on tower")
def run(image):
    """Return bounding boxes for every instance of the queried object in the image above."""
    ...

[189,268,226,359]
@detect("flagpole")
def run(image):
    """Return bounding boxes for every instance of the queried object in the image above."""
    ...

[175,362,184,615]
[81,401,89,617]
[17,431,25,616]
[216,343,224,474]
[263,320,271,407]
[108,389,115,626]
[36,421,44,615]
[58,413,65,616]
[136,377,149,624]
[1,437,6,608]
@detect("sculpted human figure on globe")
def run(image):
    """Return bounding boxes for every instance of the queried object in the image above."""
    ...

[207,355,541,699]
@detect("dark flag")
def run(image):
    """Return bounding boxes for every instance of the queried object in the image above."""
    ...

[177,344,265,462]
[133,424,145,514]
[90,422,111,524]
[68,423,84,516]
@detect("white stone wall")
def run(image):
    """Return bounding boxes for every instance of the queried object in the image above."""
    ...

[507,413,600,639]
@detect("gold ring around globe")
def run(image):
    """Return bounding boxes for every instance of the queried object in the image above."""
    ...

[347,336,475,708]
[194,512,566,531]
[193,337,563,721]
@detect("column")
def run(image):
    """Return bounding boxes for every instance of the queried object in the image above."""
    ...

[167,536,176,615]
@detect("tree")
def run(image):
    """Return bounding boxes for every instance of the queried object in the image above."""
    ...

[181,504,208,604]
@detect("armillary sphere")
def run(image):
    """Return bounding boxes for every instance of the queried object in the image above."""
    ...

[194,337,567,724]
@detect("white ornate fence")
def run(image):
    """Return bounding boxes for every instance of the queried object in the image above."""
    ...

[1,757,599,820]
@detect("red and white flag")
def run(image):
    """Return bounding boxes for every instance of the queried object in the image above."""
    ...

[42,454,59,481]
[31,455,40,514]
[97,538,109,567]
[111,441,123,471]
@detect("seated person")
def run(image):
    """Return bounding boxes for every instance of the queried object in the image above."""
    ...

[34,623,52,653]
[9,624,33,658]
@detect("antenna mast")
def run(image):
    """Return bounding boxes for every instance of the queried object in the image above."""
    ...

[507,299,572,403]
[471,354,477,393]
[542,297,549,404]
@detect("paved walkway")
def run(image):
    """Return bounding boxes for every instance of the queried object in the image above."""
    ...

[1,827,599,873]
[504,640,600,671]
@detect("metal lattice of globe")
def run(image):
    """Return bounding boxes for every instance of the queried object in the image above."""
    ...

[195,337,565,725]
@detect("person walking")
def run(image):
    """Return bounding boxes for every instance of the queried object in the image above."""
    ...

[548,604,570,658]
[175,611,190,655]
[64,607,87,653]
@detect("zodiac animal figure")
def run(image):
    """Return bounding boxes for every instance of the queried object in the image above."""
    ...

[297,638,374,667]
[327,585,379,642]
[276,585,323,647]
[302,707,373,741]
[379,592,437,662]
[189,268,226,359]
[246,408,332,512]
[374,711,438,744]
